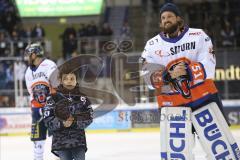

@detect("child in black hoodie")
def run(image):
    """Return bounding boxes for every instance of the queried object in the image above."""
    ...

[43,66,93,160]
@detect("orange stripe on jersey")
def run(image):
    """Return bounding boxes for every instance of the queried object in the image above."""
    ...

[31,81,56,94]
[157,79,217,107]
[31,100,44,108]
[31,81,50,89]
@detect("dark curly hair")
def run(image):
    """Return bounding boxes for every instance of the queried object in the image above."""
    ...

[58,60,79,80]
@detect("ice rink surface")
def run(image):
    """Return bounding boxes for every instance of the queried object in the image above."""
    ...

[1,130,240,160]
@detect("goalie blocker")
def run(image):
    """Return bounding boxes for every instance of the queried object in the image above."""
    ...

[160,103,240,160]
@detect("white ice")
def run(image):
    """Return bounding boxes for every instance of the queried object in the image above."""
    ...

[1,131,240,160]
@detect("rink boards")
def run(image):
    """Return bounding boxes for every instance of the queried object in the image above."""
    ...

[0,101,240,136]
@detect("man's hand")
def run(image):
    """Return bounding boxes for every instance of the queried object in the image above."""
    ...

[63,115,74,127]
[168,62,187,79]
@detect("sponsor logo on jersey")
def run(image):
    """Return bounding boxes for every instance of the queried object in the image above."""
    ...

[189,32,201,35]
[170,42,196,55]
[155,50,170,57]
[163,101,173,106]
[32,72,47,80]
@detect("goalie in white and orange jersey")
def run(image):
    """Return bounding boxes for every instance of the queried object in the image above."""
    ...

[141,3,240,159]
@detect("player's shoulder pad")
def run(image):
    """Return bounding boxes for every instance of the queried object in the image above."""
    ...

[188,28,211,42]
[42,59,58,72]
[188,28,204,35]
[146,34,160,47]
[41,59,57,67]
[188,28,207,35]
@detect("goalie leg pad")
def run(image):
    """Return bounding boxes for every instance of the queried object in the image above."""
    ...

[160,107,194,160]
[192,102,240,159]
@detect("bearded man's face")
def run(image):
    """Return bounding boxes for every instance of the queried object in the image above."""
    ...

[160,11,179,34]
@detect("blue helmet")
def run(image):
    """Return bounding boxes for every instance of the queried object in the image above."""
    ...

[25,43,44,57]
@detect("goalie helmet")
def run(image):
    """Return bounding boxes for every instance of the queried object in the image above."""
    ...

[25,43,44,57]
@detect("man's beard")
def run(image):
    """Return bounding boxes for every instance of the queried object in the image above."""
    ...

[163,21,179,35]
